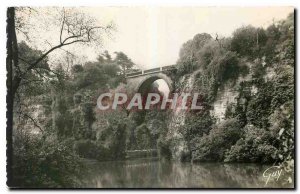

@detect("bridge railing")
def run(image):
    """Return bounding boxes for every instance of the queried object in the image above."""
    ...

[126,65,176,78]
[126,70,143,77]
[143,67,161,74]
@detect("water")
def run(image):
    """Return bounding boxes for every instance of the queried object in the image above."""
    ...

[79,158,294,188]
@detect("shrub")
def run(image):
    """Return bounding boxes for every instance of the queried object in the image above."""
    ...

[231,25,267,58]
[191,118,242,162]
[12,136,81,188]
[176,33,212,75]
[135,124,156,149]
[183,110,215,143]
[269,101,294,163]
[225,125,278,163]
[157,137,172,160]
[73,139,110,161]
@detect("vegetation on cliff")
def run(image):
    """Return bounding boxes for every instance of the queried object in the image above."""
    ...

[174,13,294,166]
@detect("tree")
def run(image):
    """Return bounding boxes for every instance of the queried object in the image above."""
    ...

[176,33,212,75]
[231,25,267,58]
[9,7,115,102]
[6,7,18,186]
[102,50,112,62]
[6,7,114,186]
[114,52,134,77]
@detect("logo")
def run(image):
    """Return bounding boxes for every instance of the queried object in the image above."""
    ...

[262,166,283,185]
[97,92,204,111]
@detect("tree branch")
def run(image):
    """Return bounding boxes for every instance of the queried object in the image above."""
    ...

[23,113,44,133]
[60,8,65,44]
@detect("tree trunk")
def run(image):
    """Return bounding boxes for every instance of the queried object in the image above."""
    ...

[6,7,18,186]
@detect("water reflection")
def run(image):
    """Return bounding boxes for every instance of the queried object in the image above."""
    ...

[80,158,294,188]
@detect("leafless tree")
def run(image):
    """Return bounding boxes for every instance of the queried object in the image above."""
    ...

[6,8,115,185]
[9,7,115,101]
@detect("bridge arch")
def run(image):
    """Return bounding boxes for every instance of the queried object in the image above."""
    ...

[125,66,175,95]
[136,73,173,95]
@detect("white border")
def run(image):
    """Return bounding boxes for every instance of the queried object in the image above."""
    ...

[0,0,299,193]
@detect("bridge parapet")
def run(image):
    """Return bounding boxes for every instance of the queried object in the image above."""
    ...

[126,65,176,78]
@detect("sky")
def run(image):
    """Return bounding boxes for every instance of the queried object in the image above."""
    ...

[81,7,293,69]
[20,7,293,70]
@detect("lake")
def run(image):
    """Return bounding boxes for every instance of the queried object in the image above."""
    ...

[79,158,294,188]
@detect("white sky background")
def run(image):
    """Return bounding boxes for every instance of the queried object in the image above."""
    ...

[83,7,293,69]
[19,7,293,70]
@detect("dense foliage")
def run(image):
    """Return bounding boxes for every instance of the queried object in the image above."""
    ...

[12,44,139,187]
[175,13,294,166]
[13,134,81,188]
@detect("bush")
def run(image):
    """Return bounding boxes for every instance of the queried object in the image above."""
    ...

[246,82,274,128]
[269,101,294,163]
[157,137,172,160]
[225,125,278,163]
[231,25,267,58]
[182,110,215,143]
[176,33,212,75]
[73,139,110,161]
[135,124,156,149]
[191,118,242,162]
[189,41,248,102]
[12,136,81,188]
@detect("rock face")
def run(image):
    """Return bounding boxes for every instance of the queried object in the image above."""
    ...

[210,84,239,123]
[166,70,252,161]
[210,64,256,123]
[166,74,195,161]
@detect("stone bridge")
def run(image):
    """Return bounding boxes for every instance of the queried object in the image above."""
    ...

[125,65,176,95]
